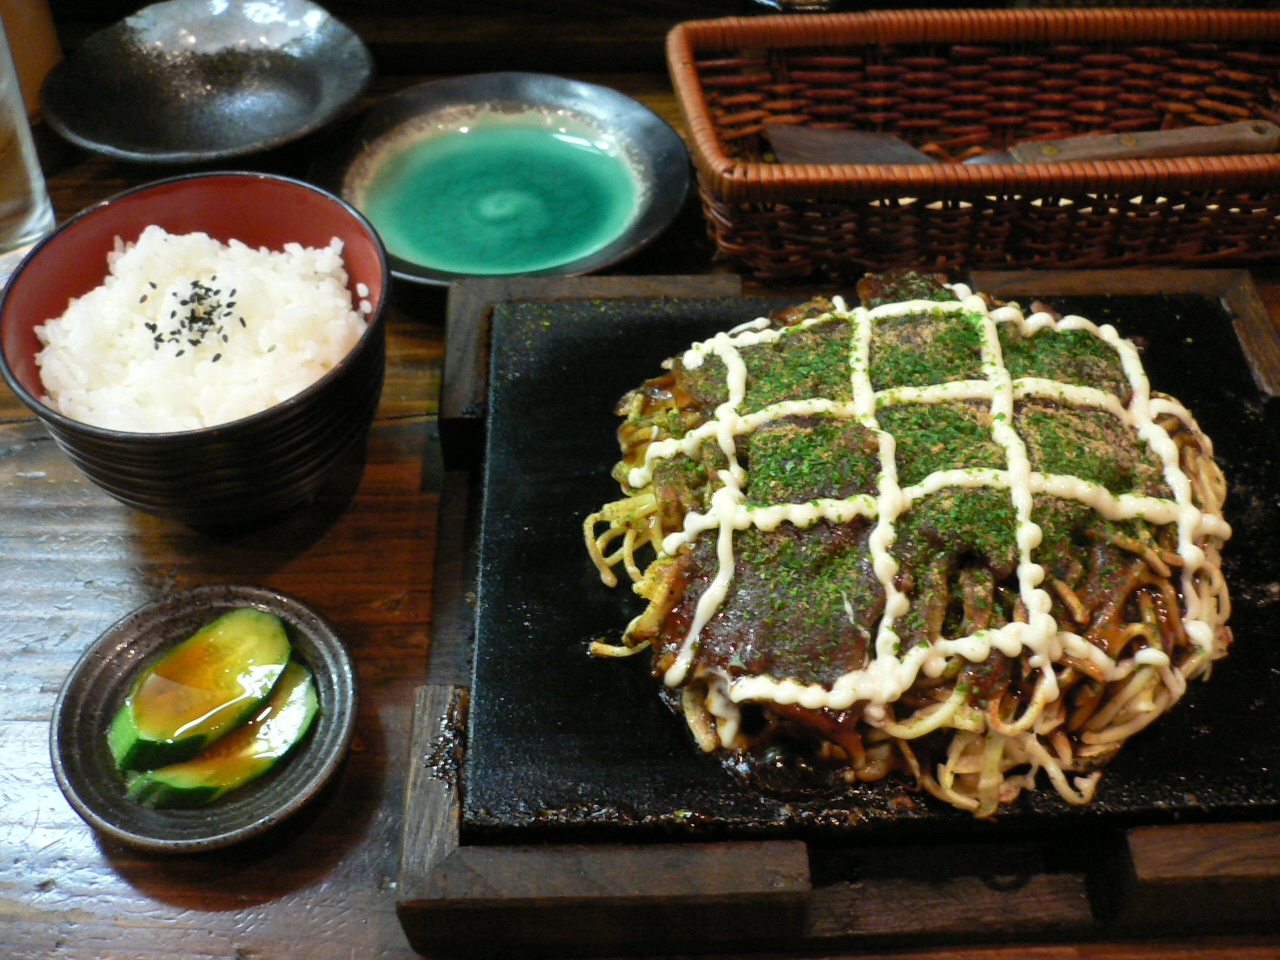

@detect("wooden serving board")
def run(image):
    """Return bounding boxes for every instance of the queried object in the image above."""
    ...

[397,271,1280,959]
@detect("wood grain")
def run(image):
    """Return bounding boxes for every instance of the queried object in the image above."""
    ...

[1110,822,1280,934]
[396,684,818,960]
[0,418,437,960]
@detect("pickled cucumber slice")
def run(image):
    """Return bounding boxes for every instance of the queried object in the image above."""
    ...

[107,607,292,771]
[125,659,320,808]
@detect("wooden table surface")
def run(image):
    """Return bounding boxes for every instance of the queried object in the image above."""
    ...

[2,69,1279,960]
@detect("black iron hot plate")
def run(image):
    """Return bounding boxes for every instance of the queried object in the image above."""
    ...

[462,285,1280,845]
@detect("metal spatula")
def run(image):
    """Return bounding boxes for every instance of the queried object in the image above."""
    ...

[764,120,1280,165]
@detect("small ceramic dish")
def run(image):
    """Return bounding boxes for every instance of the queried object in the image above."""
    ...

[40,0,372,164]
[309,72,691,285]
[50,584,358,853]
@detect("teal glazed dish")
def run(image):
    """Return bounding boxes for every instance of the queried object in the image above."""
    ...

[310,72,691,285]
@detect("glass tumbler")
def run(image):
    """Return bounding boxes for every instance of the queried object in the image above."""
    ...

[0,13,54,255]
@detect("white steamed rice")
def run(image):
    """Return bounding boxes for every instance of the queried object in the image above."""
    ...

[35,226,372,432]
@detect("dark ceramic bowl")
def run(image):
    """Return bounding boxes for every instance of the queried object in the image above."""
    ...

[40,0,373,164]
[309,72,691,285]
[50,584,358,853]
[0,172,389,527]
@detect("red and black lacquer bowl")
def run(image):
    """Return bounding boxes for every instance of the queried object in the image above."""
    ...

[0,172,389,527]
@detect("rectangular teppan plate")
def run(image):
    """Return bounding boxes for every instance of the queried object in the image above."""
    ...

[462,284,1280,845]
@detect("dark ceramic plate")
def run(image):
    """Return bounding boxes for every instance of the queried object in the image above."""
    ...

[308,72,691,285]
[461,292,1280,844]
[40,0,372,164]
[50,584,358,852]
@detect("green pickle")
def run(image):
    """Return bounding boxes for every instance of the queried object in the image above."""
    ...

[107,607,292,772]
[125,659,320,809]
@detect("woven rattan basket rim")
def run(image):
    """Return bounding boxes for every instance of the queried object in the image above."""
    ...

[667,9,1280,203]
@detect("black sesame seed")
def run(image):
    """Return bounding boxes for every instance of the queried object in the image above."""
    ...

[212,353,222,362]
[175,349,185,356]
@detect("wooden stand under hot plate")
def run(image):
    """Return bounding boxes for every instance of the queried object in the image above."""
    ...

[396,271,1280,959]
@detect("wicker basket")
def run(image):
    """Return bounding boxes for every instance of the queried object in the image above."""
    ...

[667,9,1280,282]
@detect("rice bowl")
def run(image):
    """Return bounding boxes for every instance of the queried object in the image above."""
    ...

[0,171,389,525]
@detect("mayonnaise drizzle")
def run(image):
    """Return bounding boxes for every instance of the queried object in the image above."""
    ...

[638,287,1230,720]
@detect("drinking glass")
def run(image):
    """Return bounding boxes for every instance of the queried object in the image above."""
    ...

[0,14,54,256]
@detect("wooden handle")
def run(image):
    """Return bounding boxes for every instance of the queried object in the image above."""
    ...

[1008,120,1280,163]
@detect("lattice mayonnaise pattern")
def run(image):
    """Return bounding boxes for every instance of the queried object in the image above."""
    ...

[623,286,1232,733]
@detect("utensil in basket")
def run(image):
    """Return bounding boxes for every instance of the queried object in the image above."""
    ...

[765,120,1280,166]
